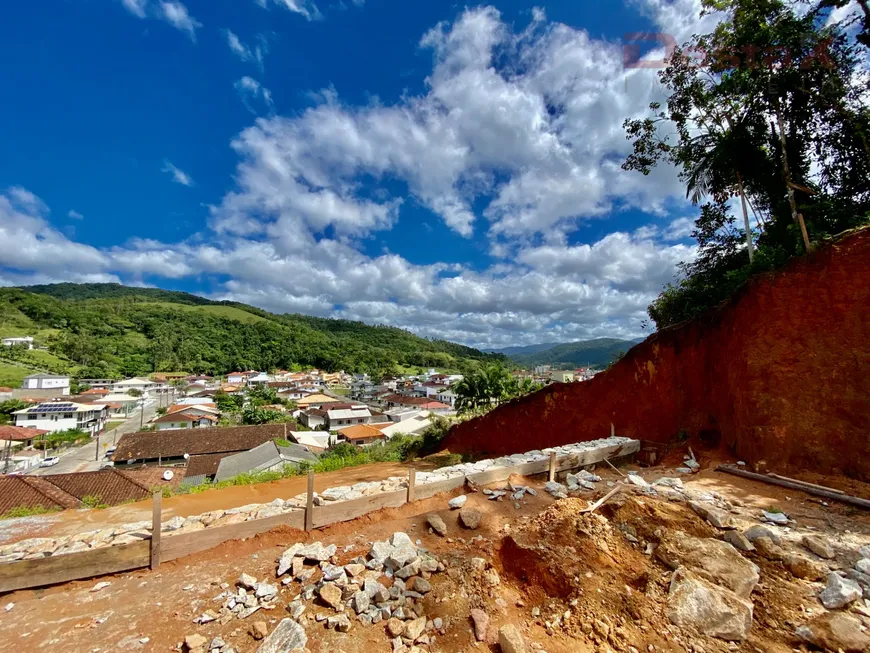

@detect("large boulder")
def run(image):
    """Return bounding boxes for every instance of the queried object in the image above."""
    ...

[796,612,870,652]
[460,508,482,530]
[256,619,307,653]
[667,568,753,641]
[819,573,862,609]
[657,532,760,598]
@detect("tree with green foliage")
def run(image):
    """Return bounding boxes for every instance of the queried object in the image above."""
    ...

[453,365,542,414]
[241,405,292,425]
[0,399,29,425]
[624,0,870,329]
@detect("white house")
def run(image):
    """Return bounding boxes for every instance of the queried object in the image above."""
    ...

[2,336,34,349]
[379,413,433,438]
[112,377,157,395]
[246,373,272,386]
[12,401,108,436]
[21,373,70,395]
[435,389,457,407]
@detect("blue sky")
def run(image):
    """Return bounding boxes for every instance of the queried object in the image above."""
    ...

[0,0,717,348]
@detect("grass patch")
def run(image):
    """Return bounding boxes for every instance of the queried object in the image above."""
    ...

[0,363,35,387]
[137,302,270,325]
[81,495,109,509]
[1,505,62,520]
[104,421,125,432]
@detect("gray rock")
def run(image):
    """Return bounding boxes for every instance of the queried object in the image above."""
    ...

[448,495,467,509]
[426,514,447,536]
[299,542,336,561]
[390,532,413,548]
[544,481,567,497]
[689,501,734,529]
[626,474,649,488]
[459,508,482,530]
[277,543,304,576]
[856,559,870,575]
[255,618,307,653]
[762,510,788,525]
[237,573,258,590]
[395,559,421,579]
[819,573,862,609]
[327,613,351,632]
[656,533,759,599]
[723,531,755,553]
[499,623,527,653]
[667,567,753,641]
[255,582,278,599]
[743,525,781,545]
[802,534,835,559]
[353,590,370,615]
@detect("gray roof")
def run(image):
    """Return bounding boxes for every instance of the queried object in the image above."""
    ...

[214,440,318,483]
[23,373,69,380]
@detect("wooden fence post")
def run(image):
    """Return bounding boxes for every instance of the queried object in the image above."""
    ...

[610,422,615,437]
[305,469,315,531]
[407,466,416,504]
[548,452,556,482]
[150,491,161,570]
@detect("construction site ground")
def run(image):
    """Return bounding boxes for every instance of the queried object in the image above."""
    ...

[2,452,870,653]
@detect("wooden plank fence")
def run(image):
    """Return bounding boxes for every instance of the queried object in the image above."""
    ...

[0,439,639,593]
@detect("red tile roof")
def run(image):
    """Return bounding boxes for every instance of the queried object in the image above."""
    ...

[0,425,49,441]
[46,470,152,506]
[114,423,293,461]
[0,469,160,514]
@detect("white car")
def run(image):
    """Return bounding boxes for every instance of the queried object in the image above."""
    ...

[40,456,61,467]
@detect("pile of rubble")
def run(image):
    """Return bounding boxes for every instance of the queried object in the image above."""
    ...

[270,532,448,652]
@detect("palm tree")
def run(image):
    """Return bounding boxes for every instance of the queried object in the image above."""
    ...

[682,115,769,263]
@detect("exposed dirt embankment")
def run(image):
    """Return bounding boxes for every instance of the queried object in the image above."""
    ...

[444,229,870,479]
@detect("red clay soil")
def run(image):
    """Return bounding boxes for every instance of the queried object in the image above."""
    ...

[444,228,870,480]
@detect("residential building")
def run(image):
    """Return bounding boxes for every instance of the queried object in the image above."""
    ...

[534,365,552,375]
[378,413,434,438]
[288,431,331,452]
[0,425,50,456]
[2,336,34,349]
[296,393,343,409]
[12,402,108,436]
[78,378,116,390]
[152,404,220,431]
[325,403,372,428]
[213,441,318,482]
[337,424,388,447]
[550,370,575,383]
[112,377,157,395]
[175,396,216,406]
[435,389,457,407]
[21,373,70,395]
[246,372,272,386]
[112,423,298,480]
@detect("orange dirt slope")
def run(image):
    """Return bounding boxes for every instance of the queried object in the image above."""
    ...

[443,228,870,480]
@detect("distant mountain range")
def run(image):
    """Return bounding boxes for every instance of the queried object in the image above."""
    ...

[490,338,644,369]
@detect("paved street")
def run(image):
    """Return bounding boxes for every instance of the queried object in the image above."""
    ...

[27,397,160,476]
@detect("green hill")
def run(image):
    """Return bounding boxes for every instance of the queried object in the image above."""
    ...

[0,283,504,380]
[510,338,643,369]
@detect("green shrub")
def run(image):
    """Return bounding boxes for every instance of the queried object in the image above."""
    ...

[0,505,61,520]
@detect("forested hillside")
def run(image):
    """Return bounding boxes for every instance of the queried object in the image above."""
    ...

[509,338,642,368]
[0,284,503,379]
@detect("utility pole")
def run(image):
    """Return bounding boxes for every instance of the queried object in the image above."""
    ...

[94,430,100,462]
[140,400,145,430]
